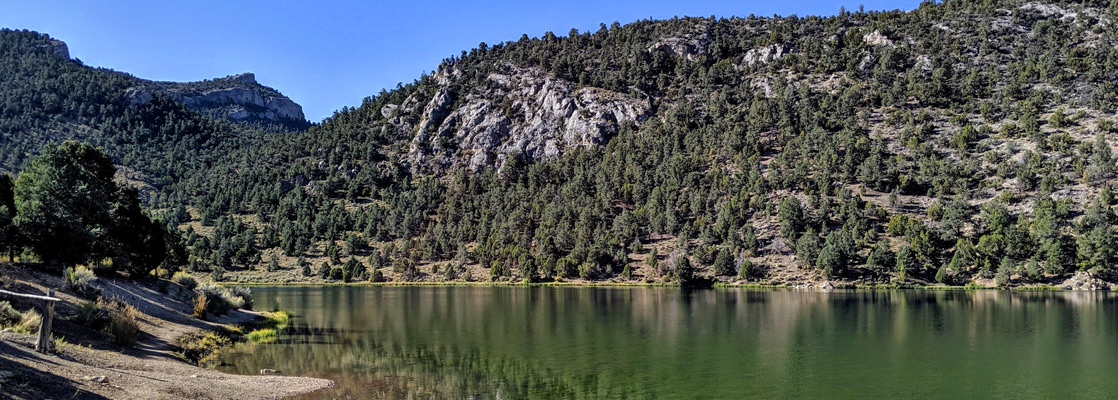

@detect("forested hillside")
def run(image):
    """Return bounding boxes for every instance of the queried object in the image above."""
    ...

[0,29,302,187]
[168,0,1118,287]
[10,0,1118,288]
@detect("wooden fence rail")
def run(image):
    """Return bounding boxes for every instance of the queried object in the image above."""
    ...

[0,288,61,353]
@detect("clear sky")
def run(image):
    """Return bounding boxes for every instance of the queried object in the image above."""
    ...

[0,0,918,122]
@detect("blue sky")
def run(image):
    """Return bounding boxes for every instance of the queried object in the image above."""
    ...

[1,0,918,122]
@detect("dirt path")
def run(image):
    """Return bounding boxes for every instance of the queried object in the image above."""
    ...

[0,266,333,399]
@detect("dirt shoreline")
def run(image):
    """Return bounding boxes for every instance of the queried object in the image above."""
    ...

[0,266,333,400]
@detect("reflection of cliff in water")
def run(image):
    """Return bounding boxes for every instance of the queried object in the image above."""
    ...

[218,287,1118,399]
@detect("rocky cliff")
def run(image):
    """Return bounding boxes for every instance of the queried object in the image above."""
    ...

[125,72,309,131]
[395,63,651,173]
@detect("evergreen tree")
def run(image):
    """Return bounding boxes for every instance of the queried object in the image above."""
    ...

[713,247,735,276]
[779,197,806,240]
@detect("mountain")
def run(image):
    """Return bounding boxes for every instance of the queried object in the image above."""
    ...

[172,0,1118,287]
[11,0,1118,288]
[124,72,310,132]
[0,29,307,186]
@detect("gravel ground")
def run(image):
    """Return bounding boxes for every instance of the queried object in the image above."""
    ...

[0,266,333,399]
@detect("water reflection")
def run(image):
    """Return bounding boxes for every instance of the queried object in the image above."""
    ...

[218,288,1118,399]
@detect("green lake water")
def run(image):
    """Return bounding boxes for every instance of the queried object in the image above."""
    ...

[216,286,1118,399]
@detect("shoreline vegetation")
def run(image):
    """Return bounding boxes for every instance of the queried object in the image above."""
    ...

[176,310,291,367]
[215,277,1075,291]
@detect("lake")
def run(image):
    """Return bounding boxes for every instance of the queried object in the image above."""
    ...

[217,286,1118,399]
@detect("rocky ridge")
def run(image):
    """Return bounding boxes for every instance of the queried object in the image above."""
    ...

[124,73,309,131]
[397,63,652,172]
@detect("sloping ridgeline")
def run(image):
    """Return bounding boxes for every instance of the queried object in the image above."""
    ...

[0,29,306,191]
[180,0,1118,287]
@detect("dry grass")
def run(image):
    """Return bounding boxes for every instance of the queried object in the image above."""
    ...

[98,298,141,347]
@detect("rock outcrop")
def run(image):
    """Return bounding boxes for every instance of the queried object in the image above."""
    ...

[863,30,895,47]
[406,64,651,172]
[43,39,68,59]
[1061,271,1113,290]
[124,73,308,130]
[647,22,712,61]
[742,44,791,67]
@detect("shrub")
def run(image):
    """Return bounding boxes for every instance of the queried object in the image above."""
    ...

[266,310,290,329]
[13,308,41,334]
[211,265,225,282]
[738,259,759,280]
[229,287,253,310]
[578,262,601,280]
[196,283,250,317]
[63,265,99,297]
[556,256,577,278]
[103,300,140,347]
[672,255,696,286]
[192,294,208,320]
[172,271,198,290]
[153,267,172,279]
[0,301,20,326]
[489,260,510,281]
[176,330,232,367]
[246,328,277,343]
[75,300,110,330]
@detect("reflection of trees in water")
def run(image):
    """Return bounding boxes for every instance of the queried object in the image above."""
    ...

[219,287,1118,399]
[222,326,646,399]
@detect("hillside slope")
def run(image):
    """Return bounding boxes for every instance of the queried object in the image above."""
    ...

[0,29,305,187]
[169,0,1118,288]
[14,0,1118,288]
[174,0,1118,287]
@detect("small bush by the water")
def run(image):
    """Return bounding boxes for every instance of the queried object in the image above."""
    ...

[172,271,198,290]
[263,310,289,329]
[63,265,98,297]
[242,311,290,344]
[246,328,277,343]
[229,286,252,310]
[176,329,233,367]
[195,283,251,317]
[176,309,292,367]
[0,301,20,326]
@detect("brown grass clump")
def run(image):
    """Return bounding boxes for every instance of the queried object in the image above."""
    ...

[193,293,209,320]
[98,298,140,347]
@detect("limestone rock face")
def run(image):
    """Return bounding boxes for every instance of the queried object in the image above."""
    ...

[406,64,651,173]
[647,23,711,61]
[123,73,307,129]
[863,30,895,47]
[742,44,791,67]
[45,39,69,59]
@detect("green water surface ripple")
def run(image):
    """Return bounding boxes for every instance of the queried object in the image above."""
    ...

[217,287,1118,399]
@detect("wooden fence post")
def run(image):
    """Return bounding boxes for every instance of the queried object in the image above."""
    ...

[35,289,55,353]
[0,289,61,354]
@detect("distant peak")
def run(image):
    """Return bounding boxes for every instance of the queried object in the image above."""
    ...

[226,72,256,85]
[44,39,69,59]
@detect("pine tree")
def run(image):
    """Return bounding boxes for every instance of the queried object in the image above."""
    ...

[713,247,735,276]
[866,241,894,271]
[299,256,311,276]
[779,197,806,240]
